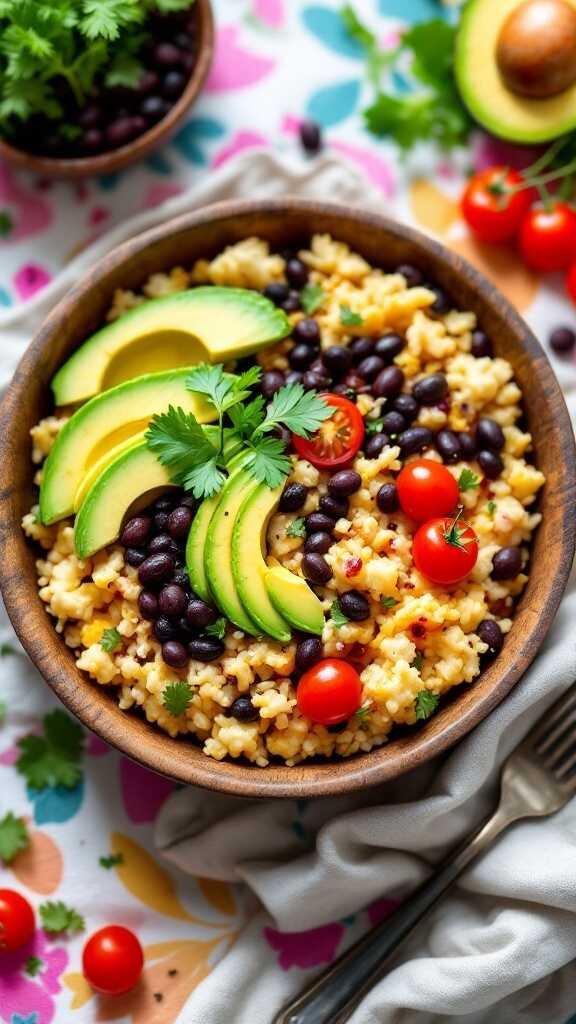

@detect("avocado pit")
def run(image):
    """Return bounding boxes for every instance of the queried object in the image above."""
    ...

[496,0,576,98]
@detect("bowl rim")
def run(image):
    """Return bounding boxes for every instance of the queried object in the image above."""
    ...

[0,0,214,180]
[1,197,575,799]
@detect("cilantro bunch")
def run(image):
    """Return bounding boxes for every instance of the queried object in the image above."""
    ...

[146,363,332,500]
[0,0,193,136]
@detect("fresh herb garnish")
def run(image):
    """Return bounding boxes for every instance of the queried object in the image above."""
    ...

[339,304,364,327]
[99,852,124,870]
[330,600,350,628]
[16,709,84,791]
[381,596,399,608]
[146,405,227,500]
[458,468,480,492]
[286,517,307,538]
[356,702,372,720]
[341,4,396,86]
[487,500,497,516]
[0,700,6,725]
[39,901,85,936]
[415,689,439,720]
[205,617,227,640]
[163,681,194,717]
[300,284,326,315]
[443,506,471,550]
[0,811,29,863]
[0,642,15,656]
[412,653,424,672]
[100,627,122,653]
[365,417,385,436]
[25,956,44,978]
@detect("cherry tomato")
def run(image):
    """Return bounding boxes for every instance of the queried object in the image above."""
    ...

[461,167,536,244]
[519,202,576,272]
[413,510,479,586]
[292,393,365,469]
[82,925,143,995]
[297,658,362,725]
[0,889,35,952]
[396,459,459,523]
[567,262,576,304]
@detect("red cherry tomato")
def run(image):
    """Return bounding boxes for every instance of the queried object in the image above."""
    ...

[413,511,479,586]
[292,393,365,469]
[519,202,576,272]
[0,889,35,952]
[461,167,536,244]
[297,658,362,725]
[567,262,576,304]
[82,925,143,995]
[396,459,459,523]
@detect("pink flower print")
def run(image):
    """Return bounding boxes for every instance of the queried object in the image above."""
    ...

[0,930,68,1024]
[86,735,110,757]
[88,206,109,227]
[120,756,175,823]
[367,897,401,926]
[13,264,52,301]
[211,131,268,169]
[331,141,396,198]
[252,0,285,28]
[264,922,345,971]
[206,26,275,92]
[0,162,52,243]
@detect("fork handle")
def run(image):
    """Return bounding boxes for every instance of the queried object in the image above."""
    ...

[273,806,516,1024]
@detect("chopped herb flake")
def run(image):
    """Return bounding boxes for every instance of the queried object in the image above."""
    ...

[286,517,307,538]
[0,812,29,863]
[100,627,122,653]
[339,304,364,327]
[163,681,193,717]
[330,600,350,628]
[300,283,326,314]
[415,689,439,720]
[458,468,480,492]
[39,901,85,935]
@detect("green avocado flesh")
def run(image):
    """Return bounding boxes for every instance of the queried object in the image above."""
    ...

[265,566,324,636]
[186,495,219,604]
[232,484,292,643]
[52,287,291,406]
[39,368,216,525]
[456,0,576,143]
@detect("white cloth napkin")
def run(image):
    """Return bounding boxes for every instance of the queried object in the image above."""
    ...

[2,152,576,1024]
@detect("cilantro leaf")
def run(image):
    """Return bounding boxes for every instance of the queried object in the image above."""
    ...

[186,363,232,410]
[341,4,396,86]
[100,627,122,653]
[163,681,193,717]
[99,852,124,869]
[17,710,84,791]
[146,406,224,500]
[458,468,480,492]
[257,383,332,439]
[183,457,227,500]
[415,689,439,721]
[105,52,144,89]
[365,417,384,436]
[39,901,85,935]
[246,438,291,489]
[488,500,497,516]
[286,517,306,538]
[380,596,398,608]
[0,811,29,863]
[228,395,266,437]
[330,600,350,628]
[339,305,364,327]
[25,956,43,977]
[81,0,144,41]
[205,617,227,640]
[300,284,325,315]
[412,653,424,672]
[356,702,372,720]
[0,700,6,725]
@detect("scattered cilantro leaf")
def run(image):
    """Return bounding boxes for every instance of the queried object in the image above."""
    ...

[39,901,85,936]
[205,617,227,640]
[341,4,397,86]
[100,627,122,653]
[286,517,306,538]
[99,852,124,870]
[380,596,399,608]
[0,811,29,863]
[255,382,332,439]
[487,500,497,516]
[412,653,424,672]
[245,437,291,489]
[330,600,350,628]
[163,681,193,717]
[300,284,326,315]
[356,702,372,720]
[25,956,43,977]
[0,700,6,725]
[365,417,384,436]
[415,689,439,720]
[458,468,480,492]
[0,642,15,656]
[16,709,84,791]
[339,304,364,327]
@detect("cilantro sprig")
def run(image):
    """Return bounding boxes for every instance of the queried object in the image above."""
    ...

[286,517,307,538]
[340,305,363,327]
[99,852,124,869]
[415,689,439,720]
[163,681,194,717]
[100,627,122,653]
[458,469,480,492]
[330,600,350,628]
[300,284,326,315]
[40,901,85,936]
[16,710,84,791]
[0,812,29,863]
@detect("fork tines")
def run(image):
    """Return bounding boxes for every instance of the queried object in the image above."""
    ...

[531,685,576,784]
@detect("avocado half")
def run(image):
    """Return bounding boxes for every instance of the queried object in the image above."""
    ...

[456,0,576,143]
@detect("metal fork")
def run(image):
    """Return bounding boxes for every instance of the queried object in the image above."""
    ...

[274,684,576,1024]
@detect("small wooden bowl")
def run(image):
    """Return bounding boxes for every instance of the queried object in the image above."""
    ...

[1,200,574,799]
[0,0,213,180]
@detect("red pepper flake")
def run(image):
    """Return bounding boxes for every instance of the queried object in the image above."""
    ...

[410,622,427,639]
[404,581,415,590]
[345,557,363,578]
[436,397,451,413]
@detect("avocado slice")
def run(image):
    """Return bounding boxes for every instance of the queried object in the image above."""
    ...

[232,484,293,643]
[73,432,146,512]
[52,287,291,405]
[456,0,576,143]
[265,566,325,636]
[40,368,216,525]
[185,452,246,602]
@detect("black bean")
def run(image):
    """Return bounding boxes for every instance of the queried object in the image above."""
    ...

[374,333,404,362]
[376,482,398,513]
[154,616,178,642]
[282,290,302,313]
[477,619,504,658]
[358,355,386,383]
[289,343,315,371]
[342,370,366,394]
[471,330,493,358]
[412,373,448,406]
[305,512,335,533]
[154,496,176,512]
[295,637,324,673]
[105,117,143,148]
[286,258,309,289]
[328,469,362,496]
[138,553,175,587]
[186,598,218,628]
[327,720,349,733]
[302,370,328,391]
[188,637,225,662]
[162,70,186,98]
[396,263,423,287]
[264,282,289,306]
[293,318,320,346]
[323,346,352,377]
[149,534,179,555]
[319,494,348,519]
[398,427,434,456]
[228,696,259,721]
[159,584,188,617]
[491,546,522,581]
[153,42,182,67]
[173,30,193,49]
[172,567,191,589]
[136,70,160,96]
[302,553,332,585]
[162,641,189,668]
[550,326,576,354]
[308,357,327,376]
[436,429,462,464]
[373,366,404,399]
[340,589,370,621]
[304,531,333,554]
[350,337,374,363]
[285,370,304,386]
[392,394,419,422]
[154,511,170,532]
[333,382,358,399]
[459,432,478,459]
[364,433,390,459]
[261,370,285,399]
[79,103,103,128]
[176,617,195,642]
[428,286,451,316]
[138,590,159,620]
[279,483,307,513]
[168,506,193,540]
[380,411,406,435]
[125,547,147,567]
[476,417,505,453]
[299,119,322,154]
[82,129,104,153]
[478,449,503,480]
[141,95,171,122]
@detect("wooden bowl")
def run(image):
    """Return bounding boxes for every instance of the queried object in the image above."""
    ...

[0,0,213,180]
[1,200,574,799]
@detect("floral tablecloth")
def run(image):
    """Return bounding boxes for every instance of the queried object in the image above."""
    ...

[1,2,576,1023]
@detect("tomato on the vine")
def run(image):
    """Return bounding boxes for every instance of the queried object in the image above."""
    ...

[519,202,576,272]
[0,889,35,953]
[413,510,479,586]
[396,459,459,523]
[292,393,365,469]
[83,925,143,995]
[297,659,362,725]
[567,262,576,305]
[461,167,536,244]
